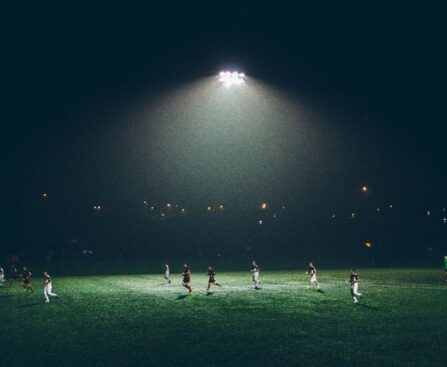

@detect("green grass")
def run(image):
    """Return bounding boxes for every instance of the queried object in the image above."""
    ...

[2,269,446,367]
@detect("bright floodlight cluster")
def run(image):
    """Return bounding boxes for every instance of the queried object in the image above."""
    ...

[219,71,245,85]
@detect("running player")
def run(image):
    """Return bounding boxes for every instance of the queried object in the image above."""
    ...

[0,266,5,287]
[444,255,447,284]
[349,269,362,303]
[22,267,35,293]
[164,264,171,284]
[206,266,221,293]
[182,264,192,294]
[43,271,58,303]
[305,261,320,290]
[9,264,19,287]
[251,261,261,289]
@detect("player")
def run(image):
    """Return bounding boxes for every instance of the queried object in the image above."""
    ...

[182,264,193,294]
[206,266,222,293]
[0,266,5,287]
[349,269,362,303]
[43,271,59,303]
[305,261,320,290]
[9,264,19,287]
[444,255,447,283]
[0,266,4,286]
[251,261,261,289]
[22,267,35,293]
[164,264,171,284]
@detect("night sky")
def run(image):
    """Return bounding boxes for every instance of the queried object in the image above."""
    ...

[2,4,447,255]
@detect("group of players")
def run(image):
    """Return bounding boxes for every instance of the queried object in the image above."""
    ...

[165,260,364,303]
[0,264,59,303]
[2,255,446,305]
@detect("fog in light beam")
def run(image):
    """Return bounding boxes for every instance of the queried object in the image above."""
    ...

[121,76,346,208]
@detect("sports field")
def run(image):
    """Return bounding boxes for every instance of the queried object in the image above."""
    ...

[2,268,446,367]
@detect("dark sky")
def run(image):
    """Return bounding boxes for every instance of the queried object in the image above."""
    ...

[2,3,447,220]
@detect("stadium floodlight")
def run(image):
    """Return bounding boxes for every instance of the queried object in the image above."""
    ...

[219,71,245,85]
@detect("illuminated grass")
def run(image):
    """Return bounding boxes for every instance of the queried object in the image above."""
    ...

[2,269,446,366]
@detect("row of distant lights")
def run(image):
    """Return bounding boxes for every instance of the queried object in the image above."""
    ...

[219,71,245,86]
[331,204,394,219]
[143,201,270,213]
[331,206,447,223]
[39,193,397,250]
[144,201,274,223]
[40,195,277,215]
[42,193,447,223]
[43,194,276,213]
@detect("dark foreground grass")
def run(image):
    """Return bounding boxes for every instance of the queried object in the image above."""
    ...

[2,269,446,367]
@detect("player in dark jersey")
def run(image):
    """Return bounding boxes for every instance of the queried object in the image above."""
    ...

[182,264,193,294]
[43,271,58,303]
[443,255,447,283]
[305,262,320,290]
[22,267,35,293]
[251,261,261,289]
[9,264,19,287]
[349,269,362,303]
[206,266,222,293]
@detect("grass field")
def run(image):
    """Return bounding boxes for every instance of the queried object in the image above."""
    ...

[2,268,446,367]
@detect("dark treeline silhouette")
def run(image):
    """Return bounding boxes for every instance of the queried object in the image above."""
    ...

[3,199,446,268]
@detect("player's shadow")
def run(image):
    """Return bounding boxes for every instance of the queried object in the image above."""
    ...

[17,302,42,308]
[176,295,189,300]
[357,303,379,311]
[317,289,326,294]
[205,292,214,296]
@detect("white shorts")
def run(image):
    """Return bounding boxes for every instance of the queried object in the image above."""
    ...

[253,272,259,282]
[310,274,317,283]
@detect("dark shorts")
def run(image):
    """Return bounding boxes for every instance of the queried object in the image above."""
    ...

[23,279,30,285]
[182,278,190,285]
[208,278,216,284]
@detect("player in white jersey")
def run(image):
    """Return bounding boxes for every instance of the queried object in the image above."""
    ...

[251,261,261,289]
[164,264,171,284]
[305,262,320,290]
[0,266,5,286]
[43,271,58,303]
[349,269,362,303]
